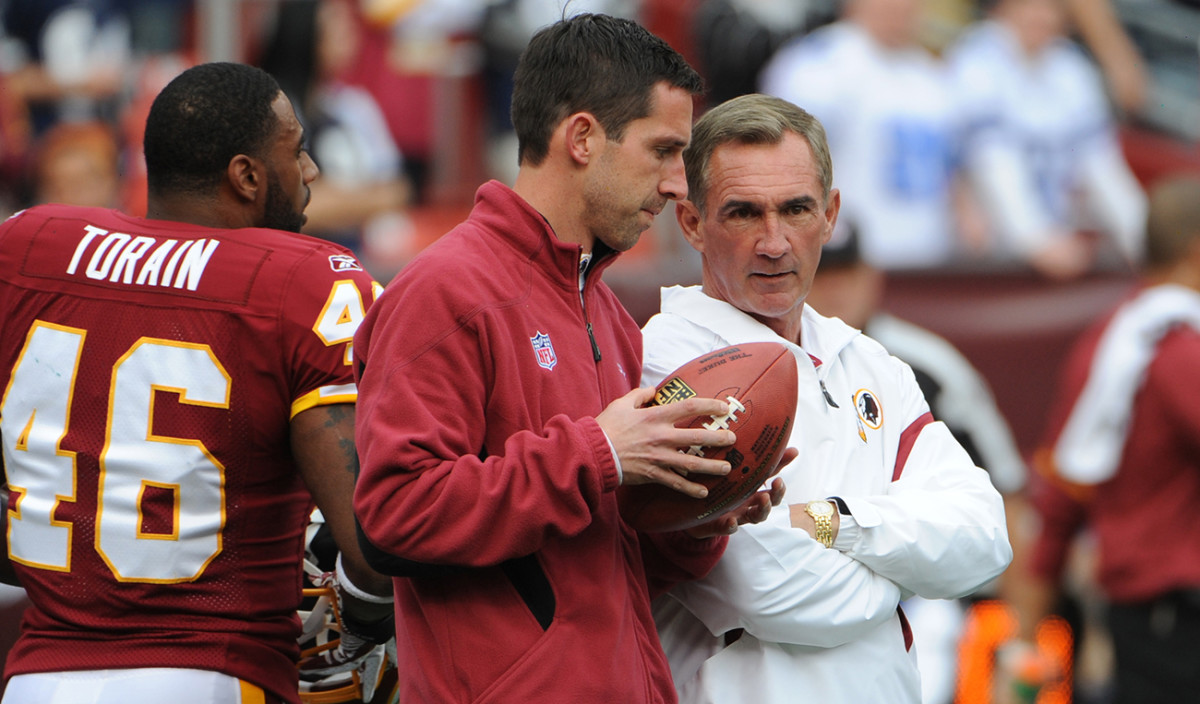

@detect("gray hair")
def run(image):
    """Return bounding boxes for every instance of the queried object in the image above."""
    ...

[684,93,833,213]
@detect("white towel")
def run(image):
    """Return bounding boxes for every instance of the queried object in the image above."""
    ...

[1054,284,1200,484]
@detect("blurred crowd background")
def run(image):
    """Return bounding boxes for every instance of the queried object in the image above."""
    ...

[3,0,1199,278]
[1,0,1199,283]
[3,1,1200,702]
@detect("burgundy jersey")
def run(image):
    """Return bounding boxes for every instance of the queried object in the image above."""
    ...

[0,205,378,702]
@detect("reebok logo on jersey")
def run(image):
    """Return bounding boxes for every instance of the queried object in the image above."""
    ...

[329,255,363,272]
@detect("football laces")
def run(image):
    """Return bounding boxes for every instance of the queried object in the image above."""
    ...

[687,396,745,456]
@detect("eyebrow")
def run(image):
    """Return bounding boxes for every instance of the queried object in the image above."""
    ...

[781,195,818,211]
[718,199,760,216]
[653,136,688,151]
[718,195,817,216]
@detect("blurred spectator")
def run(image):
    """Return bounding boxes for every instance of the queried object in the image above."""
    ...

[0,70,32,216]
[690,0,816,107]
[919,0,1153,109]
[118,0,190,58]
[366,0,486,40]
[258,0,414,278]
[924,0,1151,117]
[945,0,1147,279]
[1061,0,1149,118]
[805,227,1029,704]
[1002,174,1200,704]
[759,0,985,271]
[0,0,130,133]
[918,0,976,51]
[29,119,121,208]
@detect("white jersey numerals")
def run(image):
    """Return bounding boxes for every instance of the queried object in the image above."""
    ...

[2,323,229,583]
[3,322,82,573]
[2,277,369,582]
[99,339,229,582]
[313,279,370,366]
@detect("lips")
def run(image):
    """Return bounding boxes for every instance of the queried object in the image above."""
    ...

[643,198,667,217]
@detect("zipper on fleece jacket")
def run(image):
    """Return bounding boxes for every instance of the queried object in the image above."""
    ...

[585,321,602,362]
[579,252,602,363]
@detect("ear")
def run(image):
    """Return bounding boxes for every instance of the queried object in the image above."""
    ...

[563,112,601,166]
[226,154,262,204]
[676,199,705,253]
[821,188,841,246]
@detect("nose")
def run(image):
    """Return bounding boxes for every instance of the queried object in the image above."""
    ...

[660,154,687,201]
[301,151,320,184]
[756,214,791,258]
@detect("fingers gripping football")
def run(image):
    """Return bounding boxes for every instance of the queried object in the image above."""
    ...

[685,474,790,539]
[596,388,737,497]
[615,342,799,532]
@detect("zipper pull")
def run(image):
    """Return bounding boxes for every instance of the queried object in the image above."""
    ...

[586,322,601,362]
[819,379,839,408]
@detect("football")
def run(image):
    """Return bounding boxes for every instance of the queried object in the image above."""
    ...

[618,342,798,532]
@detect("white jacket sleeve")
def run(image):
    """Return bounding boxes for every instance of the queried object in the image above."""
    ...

[840,420,1013,600]
[669,510,904,648]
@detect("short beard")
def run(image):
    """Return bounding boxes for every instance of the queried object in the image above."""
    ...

[261,171,307,233]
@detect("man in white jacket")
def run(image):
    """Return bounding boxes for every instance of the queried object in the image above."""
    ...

[644,93,1013,703]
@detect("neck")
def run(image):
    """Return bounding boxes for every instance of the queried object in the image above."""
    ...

[700,283,805,345]
[146,194,249,230]
[761,313,804,347]
[513,164,593,253]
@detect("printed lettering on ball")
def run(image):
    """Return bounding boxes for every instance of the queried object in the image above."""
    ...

[618,342,798,532]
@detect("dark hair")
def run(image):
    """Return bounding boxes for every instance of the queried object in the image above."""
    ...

[510,13,703,166]
[685,93,832,214]
[144,62,283,196]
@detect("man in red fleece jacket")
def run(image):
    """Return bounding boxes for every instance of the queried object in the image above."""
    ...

[353,12,789,704]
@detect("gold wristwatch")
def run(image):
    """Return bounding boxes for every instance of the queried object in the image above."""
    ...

[805,500,835,548]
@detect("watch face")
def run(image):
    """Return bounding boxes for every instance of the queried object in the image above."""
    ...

[807,501,833,517]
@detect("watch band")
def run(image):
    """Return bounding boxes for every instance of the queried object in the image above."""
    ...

[805,500,835,548]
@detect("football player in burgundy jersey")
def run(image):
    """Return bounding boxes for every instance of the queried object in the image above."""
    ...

[0,62,392,704]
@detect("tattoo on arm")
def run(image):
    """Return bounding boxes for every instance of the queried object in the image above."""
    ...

[320,404,360,478]
[343,435,360,479]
